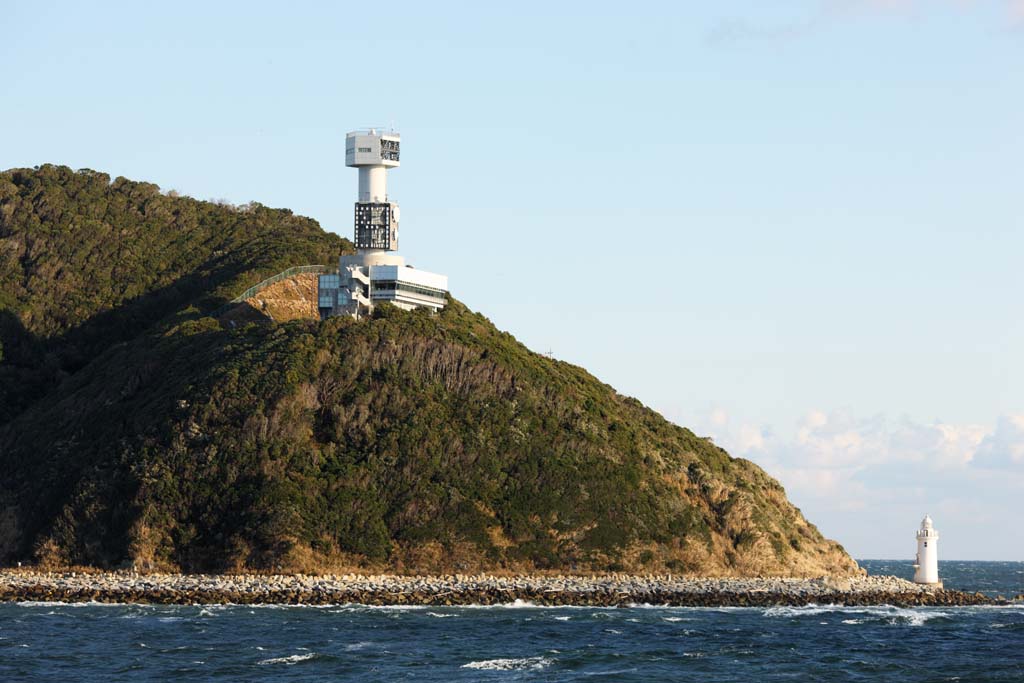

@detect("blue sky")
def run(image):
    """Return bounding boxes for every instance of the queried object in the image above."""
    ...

[4,0,1022,560]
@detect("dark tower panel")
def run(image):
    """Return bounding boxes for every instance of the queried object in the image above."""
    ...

[354,202,399,250]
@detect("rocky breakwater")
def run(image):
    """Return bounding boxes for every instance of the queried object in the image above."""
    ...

[0,570,1011,607]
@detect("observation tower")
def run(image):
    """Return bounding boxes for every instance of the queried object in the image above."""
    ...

[318,129,448,318]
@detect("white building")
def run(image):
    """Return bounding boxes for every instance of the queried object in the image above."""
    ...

[318,129,448,318]
[912,515,941,586]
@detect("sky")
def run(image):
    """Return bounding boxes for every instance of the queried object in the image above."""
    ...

[3,0,1021,560]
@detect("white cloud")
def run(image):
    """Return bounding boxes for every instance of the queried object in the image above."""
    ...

[737,423,766,452]
[1011,0,1024,23]
[972,415,1024,468]
[676,407,1023,558]
[703,408,990,471]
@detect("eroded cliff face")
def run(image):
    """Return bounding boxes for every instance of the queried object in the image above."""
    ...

[220,273,321,324]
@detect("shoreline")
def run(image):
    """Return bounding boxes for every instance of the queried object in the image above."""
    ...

[0,570,1012,607]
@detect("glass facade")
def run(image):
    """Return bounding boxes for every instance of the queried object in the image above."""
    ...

[319,274,340,289]
[318,274,340,311]
[380,138,400,162]
[371,280,447,301]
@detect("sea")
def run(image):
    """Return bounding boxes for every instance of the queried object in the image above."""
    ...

[1,560,1021,682]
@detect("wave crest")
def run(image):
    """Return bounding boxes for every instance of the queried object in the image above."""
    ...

[257,653,318,665]
[462,656,552,670]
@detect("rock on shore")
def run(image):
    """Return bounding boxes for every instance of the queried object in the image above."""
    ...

[0,570,1008,607]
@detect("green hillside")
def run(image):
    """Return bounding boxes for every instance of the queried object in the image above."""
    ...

[0,166,858,576]
[0,165,349,423]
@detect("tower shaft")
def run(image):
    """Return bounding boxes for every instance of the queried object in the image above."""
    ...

[358,166,388,203]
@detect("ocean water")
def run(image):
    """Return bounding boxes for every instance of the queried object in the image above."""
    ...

[0,561,1021,682]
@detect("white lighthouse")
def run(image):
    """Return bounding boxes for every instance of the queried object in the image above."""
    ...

[318,128,449,318]
[912,515,941,586]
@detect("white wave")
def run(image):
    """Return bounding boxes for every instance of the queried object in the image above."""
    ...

[503,599,535,609]
[344,641,374,651]
[762,604,954,626]
[462,657,551,671]
[554,615,571,621]
[15,601,120,608]
[662,616,687,622]
[762,605,838,618]
[901,611,947,626]
[328,604,427,612]
[856,606,951,626]
[257,653,318,665]
[426,612,457,618]
[448,599,590,610]
[333,601,616,612]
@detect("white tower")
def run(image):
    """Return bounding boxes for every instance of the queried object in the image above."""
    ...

[317,129,448,319]
[912,515,941,586]
[346,129,401,252]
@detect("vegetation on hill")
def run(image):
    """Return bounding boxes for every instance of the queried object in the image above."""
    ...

[0,165,349,423]
[0,166,857,576]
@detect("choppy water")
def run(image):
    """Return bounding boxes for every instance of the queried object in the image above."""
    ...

[1,560,1021,682]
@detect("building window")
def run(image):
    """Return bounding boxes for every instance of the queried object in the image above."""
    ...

[372,280,446,300]
[380,139,400,161]
[358,147,372,153]
[924,541,927,547]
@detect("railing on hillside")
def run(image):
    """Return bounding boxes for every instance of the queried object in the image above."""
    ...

[211,264,331,318]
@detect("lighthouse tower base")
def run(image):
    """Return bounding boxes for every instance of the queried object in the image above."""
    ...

[912,569,943,589]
